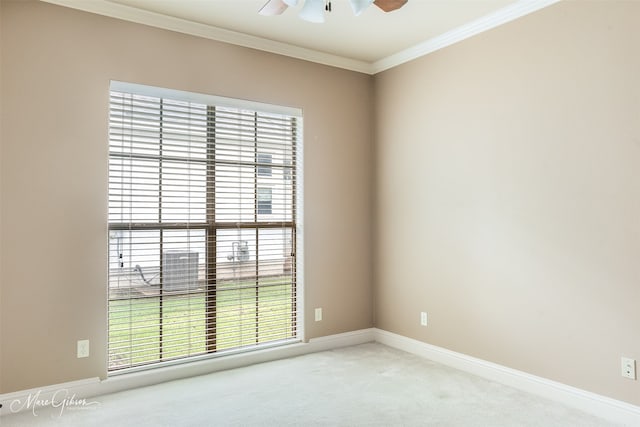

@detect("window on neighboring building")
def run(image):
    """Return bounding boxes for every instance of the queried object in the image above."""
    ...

[257,152,272,177]
[257,187,273,215]
[108,81,300,372]
[283,159,292,181]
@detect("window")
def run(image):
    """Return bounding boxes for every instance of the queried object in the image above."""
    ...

[257,153,272,177]
[108,82,300,371]
[257,187,272,215]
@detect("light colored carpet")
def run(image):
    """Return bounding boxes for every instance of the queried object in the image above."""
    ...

[1,343,618,426]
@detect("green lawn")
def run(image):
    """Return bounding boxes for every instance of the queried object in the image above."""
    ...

[108,277,295,370]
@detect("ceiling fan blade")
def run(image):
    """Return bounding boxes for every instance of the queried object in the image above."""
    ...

[259,0,289,16]
[350,0,374,16]
[299,0,325,23]
[373,0,408,12]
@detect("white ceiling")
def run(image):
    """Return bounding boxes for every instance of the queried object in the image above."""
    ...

[43,0,559,74]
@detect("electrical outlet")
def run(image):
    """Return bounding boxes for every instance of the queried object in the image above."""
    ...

[621,357,636,380]
[77,340,90,358]
[315,308,322,322]
[420,312,428,326]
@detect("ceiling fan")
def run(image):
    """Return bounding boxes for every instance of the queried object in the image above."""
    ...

[259,0,408,23]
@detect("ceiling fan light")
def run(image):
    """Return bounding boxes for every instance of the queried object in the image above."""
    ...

[283,0,299,6]
[349,0,374,16]
[299,0,325,23]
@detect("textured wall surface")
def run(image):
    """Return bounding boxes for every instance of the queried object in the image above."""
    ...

[374,1,640,406]
[0,0,373,393]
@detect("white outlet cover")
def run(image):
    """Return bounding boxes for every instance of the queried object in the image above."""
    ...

[621,357,636,380]
[77,340,90,358]
[314,308,322,322]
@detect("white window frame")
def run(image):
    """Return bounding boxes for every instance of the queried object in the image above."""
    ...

[108,81,304,373]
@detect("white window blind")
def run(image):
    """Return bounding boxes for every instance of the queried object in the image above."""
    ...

[108,82,300,371]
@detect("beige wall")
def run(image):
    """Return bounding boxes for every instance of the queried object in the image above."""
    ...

[0,0,373,393]
[374,1,640,406]
[2,0,639,409]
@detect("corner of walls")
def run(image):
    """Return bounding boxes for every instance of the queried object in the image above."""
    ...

[370,73,380,329]
[0,0,5,394]
[368,73,377,330]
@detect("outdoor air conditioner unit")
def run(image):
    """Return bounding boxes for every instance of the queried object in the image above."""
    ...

[227,241,250,263]
[163,251,199,291]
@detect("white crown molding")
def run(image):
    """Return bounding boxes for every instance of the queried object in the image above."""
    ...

[39,0,373,74]
[374,329,640,427]
[40,0,560,75]
[371,0,562,73]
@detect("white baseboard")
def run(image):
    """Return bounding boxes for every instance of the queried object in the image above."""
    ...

[6,327,635,425]
[0,328,376,416]
[308,327,376,350]
[374,328,640,427]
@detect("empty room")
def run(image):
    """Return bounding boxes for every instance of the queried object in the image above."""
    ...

[1,0,639,425]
